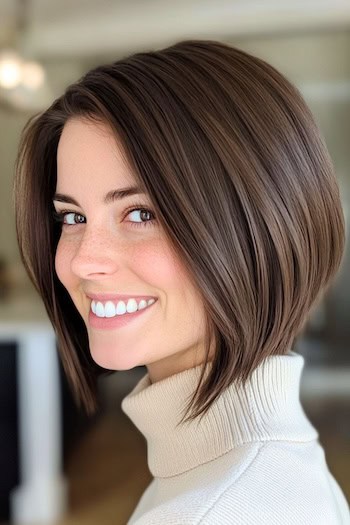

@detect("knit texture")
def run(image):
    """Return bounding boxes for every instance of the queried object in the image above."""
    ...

[121,350,350,524]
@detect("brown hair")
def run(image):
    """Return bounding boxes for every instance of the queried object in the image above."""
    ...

[13,39,345,424]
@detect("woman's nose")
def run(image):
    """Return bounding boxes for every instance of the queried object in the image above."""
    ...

[70,228,122,279]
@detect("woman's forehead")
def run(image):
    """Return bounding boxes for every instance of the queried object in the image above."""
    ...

[56,118,137,189]
[58,118,121,159]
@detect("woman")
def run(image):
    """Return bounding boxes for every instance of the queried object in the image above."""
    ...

[14,39,349,524]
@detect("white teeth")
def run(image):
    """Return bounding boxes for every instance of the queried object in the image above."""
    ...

[116,301,126,315]
[105,301,116,318]
[138,299,148,310]
[95,301,105,317]
[91,297,156,318]
[126,298,138,313]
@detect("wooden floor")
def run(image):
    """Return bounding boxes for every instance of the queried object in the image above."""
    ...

[57,407,152,525]
[53,397,350,525]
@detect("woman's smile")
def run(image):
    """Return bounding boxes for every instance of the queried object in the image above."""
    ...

[88,296,158,330]
[90,297,157,317]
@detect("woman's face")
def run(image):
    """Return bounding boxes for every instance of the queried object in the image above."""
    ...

[54,117,212,383]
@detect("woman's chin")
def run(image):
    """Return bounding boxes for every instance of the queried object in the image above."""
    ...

[89,341,142,371]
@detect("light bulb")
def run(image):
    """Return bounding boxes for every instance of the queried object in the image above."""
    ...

[0,50,23,89]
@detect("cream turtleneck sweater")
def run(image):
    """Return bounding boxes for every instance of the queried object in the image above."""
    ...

[121,350,350,524]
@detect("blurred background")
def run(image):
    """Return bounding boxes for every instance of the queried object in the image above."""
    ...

[0,0,349,524]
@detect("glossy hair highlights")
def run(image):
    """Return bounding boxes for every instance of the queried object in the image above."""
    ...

[14,40,345,424]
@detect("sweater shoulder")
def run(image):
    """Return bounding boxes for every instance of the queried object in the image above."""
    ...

[127,440,350,525]
[200,440,350,525]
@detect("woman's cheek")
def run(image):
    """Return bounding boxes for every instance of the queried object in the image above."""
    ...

[55,239,74,288]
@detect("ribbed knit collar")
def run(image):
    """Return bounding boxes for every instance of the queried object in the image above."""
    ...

[121,350,318,478]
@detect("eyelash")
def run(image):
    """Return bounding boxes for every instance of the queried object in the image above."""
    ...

[52,203,157,229]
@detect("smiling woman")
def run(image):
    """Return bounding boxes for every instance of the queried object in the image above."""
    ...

[13,40,349,524]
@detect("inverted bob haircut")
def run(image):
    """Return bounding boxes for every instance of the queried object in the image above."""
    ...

[14,39,345,425]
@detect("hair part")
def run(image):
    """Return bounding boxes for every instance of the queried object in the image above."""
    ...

[14,39,346,424]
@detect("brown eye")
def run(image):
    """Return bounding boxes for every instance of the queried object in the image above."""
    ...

[125,206,157,228]
[53,210,86,226]
[63,212,85,225]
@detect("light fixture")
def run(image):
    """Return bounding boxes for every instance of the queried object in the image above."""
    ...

[0,50,23,89]
[0,49,46,92]
[0,0,49,110]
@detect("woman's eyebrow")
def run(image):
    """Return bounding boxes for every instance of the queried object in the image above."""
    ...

[53,185,145,206]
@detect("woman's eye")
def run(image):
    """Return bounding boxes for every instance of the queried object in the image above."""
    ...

[53,210,85,226]
[126,207,156,228]
[64,212,85,225]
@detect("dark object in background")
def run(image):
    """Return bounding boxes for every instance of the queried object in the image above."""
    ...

[59,348,102,465]
[0,342,18,521]
[0,340,98,522]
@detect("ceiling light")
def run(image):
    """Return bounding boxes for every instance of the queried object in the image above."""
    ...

[0,50,23,89]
